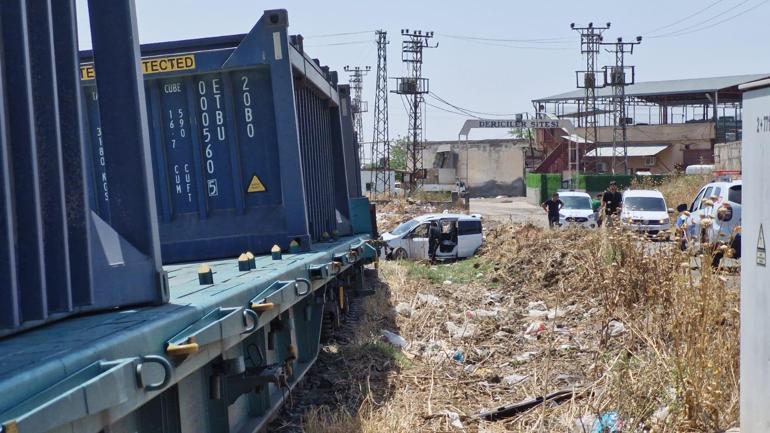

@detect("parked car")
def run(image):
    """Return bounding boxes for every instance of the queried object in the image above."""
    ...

[620,189,672,238]
[680,179,742,265]
[557,191,598,229]
[381,213,483,260]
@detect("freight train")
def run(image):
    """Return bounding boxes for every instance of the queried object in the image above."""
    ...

[0,3,375,432]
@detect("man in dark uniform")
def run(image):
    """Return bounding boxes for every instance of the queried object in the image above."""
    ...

[541,192,563,228]
[428,221,441,262]
[602,181,623,226]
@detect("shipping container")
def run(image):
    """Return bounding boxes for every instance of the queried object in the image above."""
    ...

[80,12,359,263]
[739,77,770,433]
[0,4,378,432]
[0,0,166,338]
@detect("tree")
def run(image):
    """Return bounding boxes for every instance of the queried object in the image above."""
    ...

[389,136,408,171]
[509,127,533,141]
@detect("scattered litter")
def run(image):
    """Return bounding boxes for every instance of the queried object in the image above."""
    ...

[395,302,413,317]
[494,331,510,339]
[443,280,453,285]
[465,310,476,320]
[416,293,442,306]
[527,309,549,318]
[554,373,583,387]
[573,414,596,433]
[502,373,529,385]
[651,405,670,423]
[381,329,407,348]
[524,321,547,336]
[592,412,622,433]
[438,410,464,430]
[474,308,498,318]
[445,321,477,339]
[452,350,465,364]
[527,300,547,311]
[478,389,576,421]
[513,351,537,364]
[608,320,626,337]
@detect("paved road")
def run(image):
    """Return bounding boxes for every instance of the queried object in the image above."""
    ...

[469,196,548,227]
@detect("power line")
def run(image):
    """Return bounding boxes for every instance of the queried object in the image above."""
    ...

[303,30,375,38]
[446,38,571,51]
[438,33,570,44]
[654,0,769,38]
[647,0,761,38]
[305,40,372,47]
[643,0,725,35]
[426,101,481,118]
[428,91,518,117]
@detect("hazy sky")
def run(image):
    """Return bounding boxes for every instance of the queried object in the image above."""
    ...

[75,0,770,141]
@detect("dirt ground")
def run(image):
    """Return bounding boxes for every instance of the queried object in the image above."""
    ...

[271,178,738,432]
[269,225,737,433]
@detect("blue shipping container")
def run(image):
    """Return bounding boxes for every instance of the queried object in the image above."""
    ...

[0,0,167,337]
[80,11,360,263]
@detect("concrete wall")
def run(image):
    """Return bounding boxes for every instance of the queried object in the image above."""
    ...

[422,139,528,197]
[714,141,741,172]
[360,169,396,195]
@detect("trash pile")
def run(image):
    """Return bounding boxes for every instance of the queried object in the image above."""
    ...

[375,197,463,233]
[294,224,739,433]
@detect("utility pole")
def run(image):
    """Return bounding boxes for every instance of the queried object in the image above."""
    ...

[602,36,642,174]
[371,30,390,196]
[570,22,610,177]
[344,65,371,164]
[393,29,437,192]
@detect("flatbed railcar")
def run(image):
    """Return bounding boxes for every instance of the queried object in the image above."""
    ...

[0,3,376,432]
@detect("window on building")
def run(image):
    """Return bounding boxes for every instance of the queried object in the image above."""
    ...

[644,156,656,167]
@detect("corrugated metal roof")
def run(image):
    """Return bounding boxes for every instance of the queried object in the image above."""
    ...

[585,145,668,157]
[534,74,770,103]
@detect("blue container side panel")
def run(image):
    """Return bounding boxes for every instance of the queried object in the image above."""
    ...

[52,0,94,308]
[2,0,49,323]
[81,63,298,262]
[82,86,111,221]
[27,0,73,315]
[233,69,283,208]
[0,28,19,329]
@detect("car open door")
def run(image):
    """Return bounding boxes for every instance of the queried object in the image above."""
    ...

[408,223,430,259]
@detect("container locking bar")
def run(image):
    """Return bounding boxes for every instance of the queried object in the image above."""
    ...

[165,307,248,358]
[248,278,313,321]
[0,356,171,433]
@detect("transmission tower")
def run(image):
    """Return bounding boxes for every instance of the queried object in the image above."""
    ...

[370,30,390,196]
[570,22,610,176]
[344,65,371,164]
[602,36,642,174]
[393,29,437,191]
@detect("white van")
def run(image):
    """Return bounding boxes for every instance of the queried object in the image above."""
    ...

[620,190,672,237]
[557,191,598,229]
[381,213,483,260]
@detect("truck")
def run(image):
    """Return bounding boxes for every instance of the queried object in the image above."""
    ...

[0,3,376,432]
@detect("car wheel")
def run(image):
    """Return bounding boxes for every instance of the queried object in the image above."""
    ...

[392,248,408,260]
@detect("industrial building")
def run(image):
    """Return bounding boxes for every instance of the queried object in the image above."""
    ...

[531,73,769,174]
[420,138,529,197]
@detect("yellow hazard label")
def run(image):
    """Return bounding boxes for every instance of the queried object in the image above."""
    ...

[247,175,266,193]
[80,54,196,80]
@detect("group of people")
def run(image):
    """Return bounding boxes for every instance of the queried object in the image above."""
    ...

[541,181,623,228]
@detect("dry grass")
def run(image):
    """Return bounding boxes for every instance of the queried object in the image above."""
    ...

[297,190,737,433]
[631,174,708,208]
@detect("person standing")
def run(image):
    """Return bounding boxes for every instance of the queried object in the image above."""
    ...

[428,221,441,262]
[601,181,623,226]
[592,193,603,227]
[541,192,563,228]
